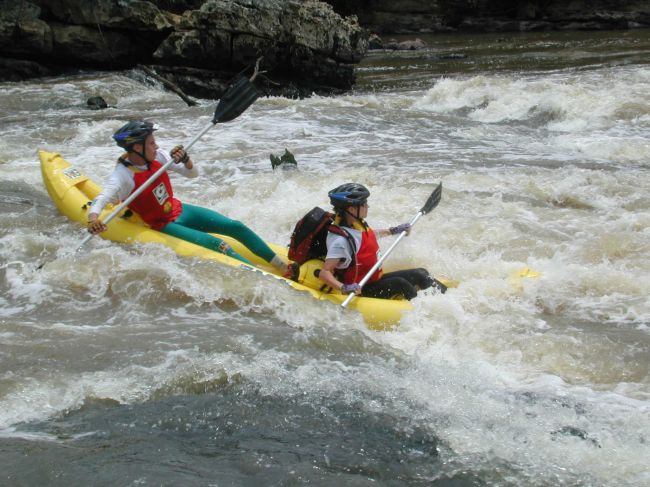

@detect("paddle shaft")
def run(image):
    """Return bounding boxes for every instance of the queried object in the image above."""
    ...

[341,210,424,308]
[76,120,214,252]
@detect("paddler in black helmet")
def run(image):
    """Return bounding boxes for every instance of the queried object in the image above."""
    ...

[319,183,446,299]
[86,120,290,274]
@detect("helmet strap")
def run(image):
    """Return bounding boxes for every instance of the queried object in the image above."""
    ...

[343,206,368,229]
[127,144,152,169]
[117,155,132,167]
[346,205,362,220]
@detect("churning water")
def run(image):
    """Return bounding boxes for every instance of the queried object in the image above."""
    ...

[1,30,649,486]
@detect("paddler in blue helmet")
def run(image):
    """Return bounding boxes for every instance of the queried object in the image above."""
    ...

[319,183,446,299]
[86,120,290,273]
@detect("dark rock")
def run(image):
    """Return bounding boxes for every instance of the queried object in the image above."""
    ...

[2,0,41,20]
[86,96,108,110]
[384,38,427,50]
[154,0,205,15]
[154,0,367,94]
[0,0,170,68]
[44,0,173,31]
[144,65,233,101]
[0,0,368,98]
[368,33,383,50]
[0,56,52,81]
[270,148,298,170]
[369,35,428,51]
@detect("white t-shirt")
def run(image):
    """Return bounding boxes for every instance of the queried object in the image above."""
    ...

[89,149,198,216]
[325,226,362,269]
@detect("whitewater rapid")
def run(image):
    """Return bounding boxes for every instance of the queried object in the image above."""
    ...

[1,30,649,486]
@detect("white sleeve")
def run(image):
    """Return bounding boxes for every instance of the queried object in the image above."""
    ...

[88,165,135,216]
[159,149,198,178]
[326,233,355,269]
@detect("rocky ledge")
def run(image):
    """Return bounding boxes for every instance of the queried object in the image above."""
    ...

[0,0,368,98]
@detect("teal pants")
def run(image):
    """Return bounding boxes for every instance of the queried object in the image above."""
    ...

[161,203,275,265]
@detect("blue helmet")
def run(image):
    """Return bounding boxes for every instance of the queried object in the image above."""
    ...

[328,183,370,208]
[112,120,157,149]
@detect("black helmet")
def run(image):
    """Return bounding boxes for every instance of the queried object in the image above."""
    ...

[112,120,157,149]
[328,183,370,208]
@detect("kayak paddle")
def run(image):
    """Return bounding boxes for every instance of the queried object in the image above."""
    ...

[341,182,442,308]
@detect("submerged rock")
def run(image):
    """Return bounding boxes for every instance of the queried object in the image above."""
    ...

[384,38,427,51]
[270,149,298,170]
[86,96,108,110]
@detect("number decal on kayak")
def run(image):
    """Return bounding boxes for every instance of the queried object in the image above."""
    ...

[63,167,82,180]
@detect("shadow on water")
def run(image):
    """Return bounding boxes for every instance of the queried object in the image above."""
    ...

[5,385,490,487]
[0,180,51,210]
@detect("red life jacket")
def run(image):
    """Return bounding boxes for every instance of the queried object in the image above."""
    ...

[127,160,182,230]
[341,228,383,284]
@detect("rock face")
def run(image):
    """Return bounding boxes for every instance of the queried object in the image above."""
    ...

[327,0,650,34]
[154,0,367,97]
[0,0,368,98]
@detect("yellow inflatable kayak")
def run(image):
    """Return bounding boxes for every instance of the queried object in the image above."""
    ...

[39,150,417,329]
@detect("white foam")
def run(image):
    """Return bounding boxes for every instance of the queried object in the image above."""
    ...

[2,62,649,485]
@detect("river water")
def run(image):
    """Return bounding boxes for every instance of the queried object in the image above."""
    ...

[1,29,649,486]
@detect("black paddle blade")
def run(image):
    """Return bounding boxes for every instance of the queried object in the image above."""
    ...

[420,182,442,215]
[212,75,259,124]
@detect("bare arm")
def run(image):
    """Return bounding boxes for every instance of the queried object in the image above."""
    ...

[319,258,361,295]
[319,258,345,291]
